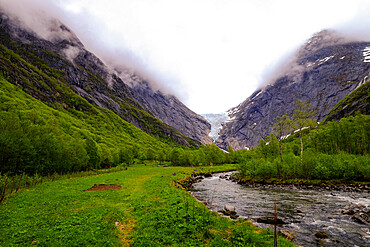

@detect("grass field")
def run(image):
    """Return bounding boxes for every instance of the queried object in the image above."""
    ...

[0,164,294,246]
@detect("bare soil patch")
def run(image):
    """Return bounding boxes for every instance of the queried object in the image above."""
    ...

[85,184,121,191]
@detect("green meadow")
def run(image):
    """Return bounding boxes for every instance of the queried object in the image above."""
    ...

[0,165,294,246]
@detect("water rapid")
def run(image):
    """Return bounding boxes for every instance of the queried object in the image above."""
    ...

[191,172,370,247]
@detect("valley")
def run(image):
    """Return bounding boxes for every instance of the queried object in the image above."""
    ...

[0,2,369,246]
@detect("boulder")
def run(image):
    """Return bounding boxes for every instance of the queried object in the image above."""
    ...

[352,213,370,225]
[204,173,212,178]
[224,205,235,212]
[219,205,237,216]
[315,231,329,239]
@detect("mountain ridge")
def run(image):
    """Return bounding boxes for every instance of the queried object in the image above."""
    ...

[216,29,370,150]
[0,9,211,146]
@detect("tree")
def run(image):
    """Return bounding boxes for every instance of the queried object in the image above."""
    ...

[292,100,317,161]
[169,148,183,166]
[272,114,292,162]
[204,144,225,166]
[119,147,134,166]
[85,137,101,169]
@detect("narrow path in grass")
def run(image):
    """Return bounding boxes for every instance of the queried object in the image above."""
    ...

[0,165,294,246]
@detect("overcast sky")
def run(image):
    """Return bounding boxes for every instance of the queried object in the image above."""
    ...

[3,0,370,113]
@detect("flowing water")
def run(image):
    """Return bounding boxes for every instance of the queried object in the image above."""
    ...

[191,172,370,247]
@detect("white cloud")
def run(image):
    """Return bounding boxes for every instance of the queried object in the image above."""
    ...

[1,0,369,113]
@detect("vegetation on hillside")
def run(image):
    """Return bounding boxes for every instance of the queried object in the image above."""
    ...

[0,29,200,149]
[0,76,230,175]
[236,113,370,181]
[0,75,171,175]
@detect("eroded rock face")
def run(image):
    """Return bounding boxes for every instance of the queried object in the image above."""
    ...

[216,30,370,150]
[125,79,213,144]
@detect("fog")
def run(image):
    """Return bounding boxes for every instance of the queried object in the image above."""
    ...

[1,0,369,114]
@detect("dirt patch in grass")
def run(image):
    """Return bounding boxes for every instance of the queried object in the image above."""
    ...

[85,184,121,191]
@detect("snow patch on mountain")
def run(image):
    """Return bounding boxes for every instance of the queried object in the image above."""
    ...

[363,47,370,62]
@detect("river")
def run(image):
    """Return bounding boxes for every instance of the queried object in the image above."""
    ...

[191,172,370,247]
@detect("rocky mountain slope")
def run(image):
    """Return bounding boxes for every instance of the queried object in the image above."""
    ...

[0,10,211,146]
[122,77,212,144]
[216,30,370,150]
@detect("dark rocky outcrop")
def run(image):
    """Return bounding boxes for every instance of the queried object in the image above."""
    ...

[216,30,370,150]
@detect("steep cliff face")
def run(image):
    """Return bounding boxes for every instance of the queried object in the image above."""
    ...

[216,30,370,150]
[117,72,213,144]
[0,11,211,145]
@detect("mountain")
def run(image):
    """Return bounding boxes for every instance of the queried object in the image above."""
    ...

[216,30,370,150]
[0,9,211,146]
[123,77,212,144]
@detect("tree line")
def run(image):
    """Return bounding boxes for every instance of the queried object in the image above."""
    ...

[236,100,369,181]
[1,77,369,182]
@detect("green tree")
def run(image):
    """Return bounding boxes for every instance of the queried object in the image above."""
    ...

[272,114,293,162]
[169,148,183,166]
[85,137,101,169]
[119,147,134,166]
[292,100,317,161]
[204,144,225,166]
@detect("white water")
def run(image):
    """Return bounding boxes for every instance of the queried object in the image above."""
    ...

[192,172,370,247]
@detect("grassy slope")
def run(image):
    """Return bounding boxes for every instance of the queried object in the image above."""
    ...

[0,165,294,246]
[0,75,175,174]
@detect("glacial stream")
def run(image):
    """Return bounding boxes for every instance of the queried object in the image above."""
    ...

[191,172,370,247]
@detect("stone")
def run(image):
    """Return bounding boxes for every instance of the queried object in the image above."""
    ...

[204,173,212,178]
[315,231,329,239]
[256,217,286,225]
[224,205,235,212]
[352,213,370,225]
[163,164,168,167]
[230,214,239,219]
[342,209,355,215]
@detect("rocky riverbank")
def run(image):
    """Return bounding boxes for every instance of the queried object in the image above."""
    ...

[232,174,370,193]
[191,172,370,246]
